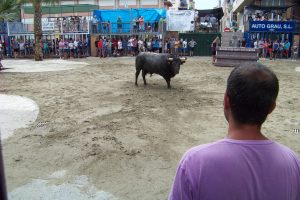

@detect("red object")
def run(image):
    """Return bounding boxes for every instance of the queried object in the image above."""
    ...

[98,40,103,48]
[224,27,231,32]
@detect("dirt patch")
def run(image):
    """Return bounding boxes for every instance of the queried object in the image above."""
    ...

[2,57,300,200]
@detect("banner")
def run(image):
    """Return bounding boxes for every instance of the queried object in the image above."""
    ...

[167,10,195,32]
[42,22,55,31]
[249,21,296,33]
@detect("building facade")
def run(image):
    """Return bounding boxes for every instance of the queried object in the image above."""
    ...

[168,0,195,10]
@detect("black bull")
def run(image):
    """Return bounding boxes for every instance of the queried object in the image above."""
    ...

[135,53,186,88]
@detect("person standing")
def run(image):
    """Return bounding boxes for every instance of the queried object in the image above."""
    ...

[263,39,268,58]
[117,16,122,33]
[97,38,103,58]
[273,40,279,60]
[188,38,197,57]
[258,39,264,58]
[182,39,188,56]
[283,39,291,58]
[268,39,273,60]
[139,16,144,32]
[169,62,300,200]
[211,36,220,63]
[118,39,123,56]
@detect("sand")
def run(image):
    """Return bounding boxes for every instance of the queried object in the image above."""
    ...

[2,57,300,200]
[0,94,39,140]
[1,59,88,73]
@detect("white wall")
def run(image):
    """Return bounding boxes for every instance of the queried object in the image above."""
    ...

[99,0,115,6]
[141,0,159,6]
[119,0,137,6]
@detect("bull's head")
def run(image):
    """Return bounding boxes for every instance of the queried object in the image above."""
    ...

[168,57,187,75]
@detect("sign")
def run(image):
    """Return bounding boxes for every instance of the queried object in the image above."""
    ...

[42,22,55,31]
[167,10,195,32]
[249,21,296,33]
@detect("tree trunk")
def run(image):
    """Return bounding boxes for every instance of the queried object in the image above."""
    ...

[34,2,43,61]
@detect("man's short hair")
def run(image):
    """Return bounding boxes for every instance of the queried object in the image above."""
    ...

[226,62,279,125]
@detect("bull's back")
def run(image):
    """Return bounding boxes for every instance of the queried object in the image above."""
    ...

[136,53,169,74]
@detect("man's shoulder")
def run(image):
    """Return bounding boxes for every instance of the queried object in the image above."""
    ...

[181,139,300,168]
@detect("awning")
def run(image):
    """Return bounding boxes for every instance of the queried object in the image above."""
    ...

[197,8,224,20]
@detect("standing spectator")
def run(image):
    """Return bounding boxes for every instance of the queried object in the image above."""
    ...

[268,39,273,60]
[164,40,169,53]
[19,40,25,57]
[63,39,69,59]
[98,38,103,58]
[136,18,140,32]
[139,16,144,32]
[132,37,138,56]
[117,16,122,33]
[107,39,112,57]
[146,39,152,52]
[92,15,98,34]
[68,38,74,58]
[138,38,144,53]
[174,39,180,56]
[12,39,19,59]
[254,39,259,50]
[182,39,188,56]
[283,39,290,58]
[273,40,279,60]
[169,62,300,200]
[159,39,163,53]
[189,38,197,56]
[263,39,268,58]
[0,41,3,70]
[102,38,107,57]
[154,21,159,32]
[170,37,175,54]
[102,21,107,33]
[122,38,128,56]
[82,17,88,32]
[74,39,79,58]
[133,18,138,33]
[153,39,159,52]
[118,39,123,56]
[107,20,111,33]
[258,39,264,58]
[211,36,220,63]
[128,37,133,56]
[278,40,285,58]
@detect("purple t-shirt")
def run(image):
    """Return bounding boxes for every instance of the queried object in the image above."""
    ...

[169,139,300,200]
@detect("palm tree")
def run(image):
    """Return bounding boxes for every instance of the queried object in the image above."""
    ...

[24,0,60,61]
[0,0,21,21]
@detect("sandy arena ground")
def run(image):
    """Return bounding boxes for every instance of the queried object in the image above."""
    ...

[1,57,300,199]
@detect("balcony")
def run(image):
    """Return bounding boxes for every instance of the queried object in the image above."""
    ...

[232,0,253,12]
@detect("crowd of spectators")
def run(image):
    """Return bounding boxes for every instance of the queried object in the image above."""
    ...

[95,36,197,58]
[91,15,165,34]
[0,38,89,59]
[253,38,298,60]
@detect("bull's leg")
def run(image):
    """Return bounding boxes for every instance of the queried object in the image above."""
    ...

[142,70,147,85]
[165,77,171,89]
[135,69,141,86]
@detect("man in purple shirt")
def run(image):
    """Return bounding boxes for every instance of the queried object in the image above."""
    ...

[169,62,300,200]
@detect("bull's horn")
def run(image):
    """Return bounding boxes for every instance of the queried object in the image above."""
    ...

[168,58,174,61]
[180,57,186,61]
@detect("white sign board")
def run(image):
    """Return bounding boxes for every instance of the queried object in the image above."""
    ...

[42,22,55,31]
[167,10,195,32]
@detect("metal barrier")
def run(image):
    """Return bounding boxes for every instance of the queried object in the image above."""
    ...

[90,21,166,35]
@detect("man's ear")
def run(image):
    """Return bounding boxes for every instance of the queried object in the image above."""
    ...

[268,101,276,114]
[224,91,230,110]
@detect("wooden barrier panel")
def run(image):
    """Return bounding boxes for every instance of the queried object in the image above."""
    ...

[215,47,259,67]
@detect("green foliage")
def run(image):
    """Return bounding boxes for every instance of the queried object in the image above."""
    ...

[0,0,22,21]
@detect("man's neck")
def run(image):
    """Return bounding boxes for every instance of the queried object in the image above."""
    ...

[227,122,268,140]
